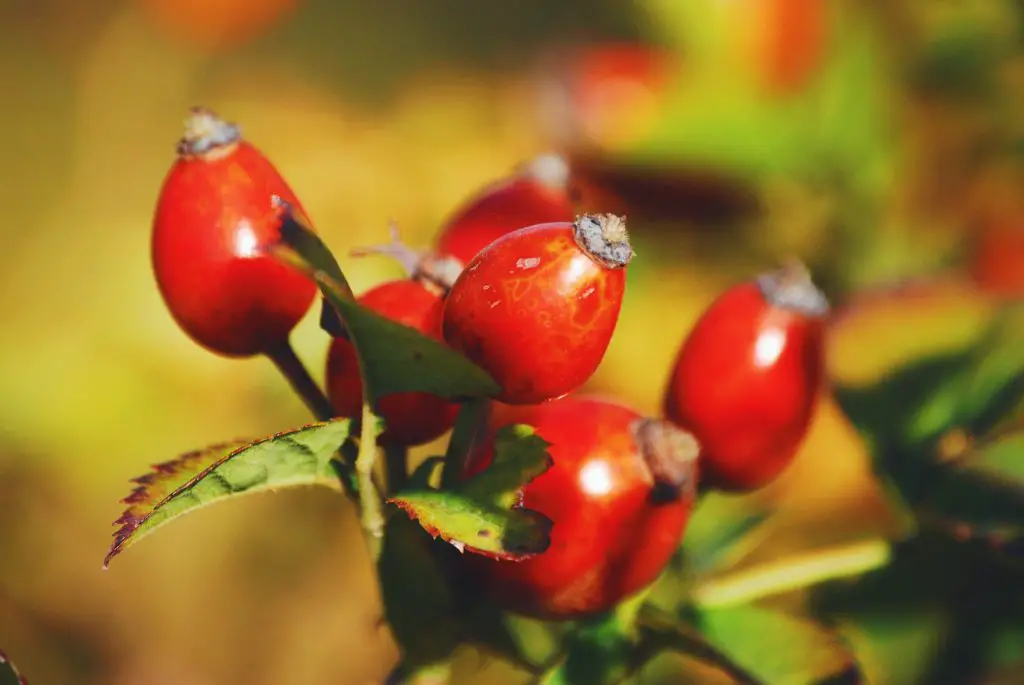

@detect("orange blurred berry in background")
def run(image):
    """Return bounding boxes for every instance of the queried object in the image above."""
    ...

[569,43,678,150]
[970,213,1024,300]
[742,0,830,96]
[541,42,680,154]
[139,0,300,52]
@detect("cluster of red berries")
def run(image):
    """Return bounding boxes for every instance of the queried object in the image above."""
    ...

[151,108,829,620]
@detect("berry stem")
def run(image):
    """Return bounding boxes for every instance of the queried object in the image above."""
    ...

[264,340,335,421]
[357,402,386,560]
[385,444,409,493]
[690,538,892,609]
[440,398,492,489]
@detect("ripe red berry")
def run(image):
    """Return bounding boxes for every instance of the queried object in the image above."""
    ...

[152,107,317,357]
[442,213,633,405]
[461,395,699,620]
[434,154,577,268]
[326,279,459,446]
[663,263,829,492]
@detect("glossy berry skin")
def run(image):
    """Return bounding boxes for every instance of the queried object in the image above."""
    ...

[152,108,317,357]
[442,214,633,405]
[663,265,829,492]
[461,395,699,620]
[434,154,577,268]
[327,279,459,446]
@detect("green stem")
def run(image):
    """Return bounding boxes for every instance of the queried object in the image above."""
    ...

[357,402,385,559]
[265,339,335,422]
[440,397,491,489]
[690,538,892,609]
[385,444,409,493]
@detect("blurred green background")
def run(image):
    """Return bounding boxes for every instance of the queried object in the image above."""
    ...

[0,0,1021,683]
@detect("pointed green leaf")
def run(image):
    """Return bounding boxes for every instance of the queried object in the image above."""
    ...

[389,424,553,559]
[378,514,460,677]
[461,424,553,508]
[918,429,1024,548]
[696,605,861,685]
[636,605,760,685]
[270,207,500,404]
[104,420,351,567]
[811,532,1024,685]
[0,649,27,685]
[833,350,974,454]
[835,306,1024,454]
[536,614,636,685]
[679,493,771,576]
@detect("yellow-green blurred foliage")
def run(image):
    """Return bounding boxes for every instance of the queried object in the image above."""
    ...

[0,0,1019,683]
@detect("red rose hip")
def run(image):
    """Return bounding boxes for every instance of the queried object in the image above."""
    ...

[462,395,699,620]
[663,262,829,492]
[442,213,633,405]
[326,279,459,446]
[434,153,577,268]
[152,107,317,357]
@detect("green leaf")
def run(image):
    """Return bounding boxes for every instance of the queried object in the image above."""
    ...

[536,616,636,685]
[104,420,351,567]
[636,605,760,685]
[388,424,553,559]
[812,532,1024,685]
[0,649,27,685]
[679,493,770,576]
[696,605,861,685]
[833,350,974,454]
[835,307,1024,454]
[917,429,1024,548]
[270,206,500,404]
[378,513,460,677]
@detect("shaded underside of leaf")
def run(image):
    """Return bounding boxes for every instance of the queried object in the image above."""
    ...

[812,532,1024,685]
[461,424,552,508]
[697,604,860,685]
[270,206,500,403]
[389,492,552,560]
[389,424,554,559]
[679,493,770,576]
[104,419,351,567]
[834,305,1024,458]
[917,429,1024,547]
[378,513,460,676]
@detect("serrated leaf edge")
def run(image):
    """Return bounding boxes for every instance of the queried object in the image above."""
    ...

[104,419,348,568]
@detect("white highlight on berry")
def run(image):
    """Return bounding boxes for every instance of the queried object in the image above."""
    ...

[753,325,786,368]
[579,459,614,497]
[233,221,259,258]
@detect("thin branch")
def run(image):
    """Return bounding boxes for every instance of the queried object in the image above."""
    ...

[357,402,385,559]
[264,339,335,421]
[440,398,491,489]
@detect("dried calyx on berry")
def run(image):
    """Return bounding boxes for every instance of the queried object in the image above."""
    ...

[633,418,700,504]
[175,107,242,159]
[573,213,634,268]
[756,260,830,317]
